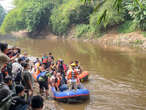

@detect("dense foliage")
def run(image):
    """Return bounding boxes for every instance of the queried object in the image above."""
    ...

[50,0,93,35]
[0,0,58,34]
[124,0,146,31]
[75,24,90,38]
[0,0,145,37]
[0,5,5,26]
[89,0,124,35]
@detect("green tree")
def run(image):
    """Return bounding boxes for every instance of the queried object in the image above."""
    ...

[89,0,124,35]
[0,5,27,34]
[0,0,56,34]
[24,0,55,33]
[84,0,146,31]
[123,0,146,31]
[50,0,93,36]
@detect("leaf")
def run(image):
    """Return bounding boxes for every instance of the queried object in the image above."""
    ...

[113,0,122,12]
[134,0,143,9]
[94,0,106,12]
[97,9,107,24]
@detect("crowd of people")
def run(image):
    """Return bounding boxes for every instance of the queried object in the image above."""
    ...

[0,42,82,110]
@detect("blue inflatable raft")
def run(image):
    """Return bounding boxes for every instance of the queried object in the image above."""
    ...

[51,84,89,102]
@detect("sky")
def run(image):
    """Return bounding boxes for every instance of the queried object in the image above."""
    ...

[0,0,15,12]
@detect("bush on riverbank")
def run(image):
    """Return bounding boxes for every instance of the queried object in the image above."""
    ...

[50,0,93,35]
[24,1,55,33]
[89,0,124,36]
[75,24,90,38]
[118,0,146,33]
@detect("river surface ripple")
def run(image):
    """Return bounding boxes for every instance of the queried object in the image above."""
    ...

[4,38,146,110]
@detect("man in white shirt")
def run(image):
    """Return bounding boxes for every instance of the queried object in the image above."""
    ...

[12,58,23,75]
[12,58,23,84]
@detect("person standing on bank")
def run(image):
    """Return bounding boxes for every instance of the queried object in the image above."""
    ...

[21,63,33,104]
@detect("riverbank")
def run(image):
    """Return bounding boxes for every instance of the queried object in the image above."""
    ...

[92,31,146,50]
[11,30,146,51]
[11,30,58,40]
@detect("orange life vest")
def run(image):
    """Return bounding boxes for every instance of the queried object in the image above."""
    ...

[35,62,40,76]
[1,64,8,76]
[42,56,48,63]
[67,70,79,80]
[57,77,61,87]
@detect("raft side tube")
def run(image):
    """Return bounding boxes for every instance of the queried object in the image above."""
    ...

[51,84,90,102]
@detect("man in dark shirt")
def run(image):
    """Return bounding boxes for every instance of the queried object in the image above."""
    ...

[10,85,28,110]
[22,63,33,104]
[22,63,33,91]
[4,76,14,92]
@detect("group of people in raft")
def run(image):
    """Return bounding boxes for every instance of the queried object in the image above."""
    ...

[0,42,85,110]
[32,53,83,98]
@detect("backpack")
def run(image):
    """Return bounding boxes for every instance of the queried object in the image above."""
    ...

[0,83,12,110]
[7,62,12,76]
[15,69,22,84]
[37,71,47,81]
[9,96,28,110]
[37,71,51,82]
[0,84,28,110]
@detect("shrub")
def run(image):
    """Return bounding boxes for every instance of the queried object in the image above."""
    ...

[50,0,93,36]
[25,1,55,33]
[70,5,93,24]
[50,0,82,35]
[142,31,146,37]
[123,0,146,31]
[118,20,137,33]
[89,0,124,35]
[75,24,90,37]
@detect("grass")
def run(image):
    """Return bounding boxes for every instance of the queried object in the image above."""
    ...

[141,31,146,37]
[118,20,136,33]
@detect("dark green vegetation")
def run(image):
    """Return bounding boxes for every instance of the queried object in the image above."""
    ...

[0,0,145,37]
[0,5,5,26]
[117,0,146,33]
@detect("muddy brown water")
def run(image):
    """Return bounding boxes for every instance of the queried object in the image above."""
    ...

[3,38,146,110]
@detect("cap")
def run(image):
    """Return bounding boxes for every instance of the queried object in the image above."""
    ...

[70,63,76,66]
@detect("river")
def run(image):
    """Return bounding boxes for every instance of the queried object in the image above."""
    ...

[2,37,146,110]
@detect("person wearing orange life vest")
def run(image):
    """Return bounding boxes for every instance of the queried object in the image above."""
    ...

[67,63,80,90]
[34,59,41,76]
